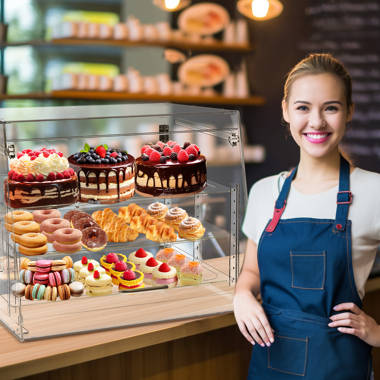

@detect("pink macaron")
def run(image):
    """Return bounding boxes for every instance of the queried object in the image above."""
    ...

[36,260,52,273]
[61,268,75,284]
[48,271,62,287]
[33,272,49,285]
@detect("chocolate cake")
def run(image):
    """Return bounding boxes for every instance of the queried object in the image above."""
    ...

[135,140,206,197]
[5,148,78,209]
[68,144,135,204]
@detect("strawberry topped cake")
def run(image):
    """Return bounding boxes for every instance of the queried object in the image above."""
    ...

[68,143,135,204]
[135,140,206,197]
[5,148,78,208]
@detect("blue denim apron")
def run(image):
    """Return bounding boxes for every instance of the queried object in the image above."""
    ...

[248,157,372,379]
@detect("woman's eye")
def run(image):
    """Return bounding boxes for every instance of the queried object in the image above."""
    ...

[326,105,338,111]
[296,105,308,111]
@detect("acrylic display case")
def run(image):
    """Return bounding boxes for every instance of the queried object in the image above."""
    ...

[0,103,247,341]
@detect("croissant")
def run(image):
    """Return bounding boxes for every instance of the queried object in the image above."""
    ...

[130,214,157,234]
[146,221,177,243]
[118,203,146,223]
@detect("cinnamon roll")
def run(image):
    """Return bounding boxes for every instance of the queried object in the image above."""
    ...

[146,202,168,220]
[164,207,188,231]
[178,217,205,241]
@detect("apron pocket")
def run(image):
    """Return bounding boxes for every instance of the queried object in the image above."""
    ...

[290,250,326,290]
[268,333,308,376]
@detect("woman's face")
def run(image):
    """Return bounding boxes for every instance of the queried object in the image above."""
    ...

[282,73,353,160]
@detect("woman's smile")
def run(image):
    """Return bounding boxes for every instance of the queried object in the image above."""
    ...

[303,132,332,144]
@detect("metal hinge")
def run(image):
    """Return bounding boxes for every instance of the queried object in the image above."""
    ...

[228,133,240,147]
[7,144,15,158]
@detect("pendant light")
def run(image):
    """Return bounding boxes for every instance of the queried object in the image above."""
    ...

[153,0,190,12]
[237,0,283,21]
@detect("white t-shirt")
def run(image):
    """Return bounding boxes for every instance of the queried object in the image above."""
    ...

[242,168,380,299]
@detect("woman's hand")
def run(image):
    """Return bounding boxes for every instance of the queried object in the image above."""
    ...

[233,290,274,347]
[329,302,380,346]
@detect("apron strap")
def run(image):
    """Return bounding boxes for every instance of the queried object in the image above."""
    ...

[265,156,352,233]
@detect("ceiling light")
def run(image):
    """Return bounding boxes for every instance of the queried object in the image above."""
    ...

[153,0,190,12]
[237,0,283,21]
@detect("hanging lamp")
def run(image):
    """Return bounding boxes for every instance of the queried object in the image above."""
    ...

[153,0,190,12]
[237,0,283,21]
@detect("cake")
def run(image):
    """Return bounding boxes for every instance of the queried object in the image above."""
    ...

[100,252,127,273]
[140,257,162,285]
[85,270,113,297]
[68,143,135,203]
[5,148,78,208]
[118,269,145,290]
[135,140,206,197]
[152,262,178,288]
[128,248,153,270]
[179,261,203,286]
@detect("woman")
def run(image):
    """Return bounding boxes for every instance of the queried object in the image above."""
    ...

[234,53,380,379]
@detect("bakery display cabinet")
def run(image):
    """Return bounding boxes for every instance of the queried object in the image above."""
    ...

[0,103,246,341]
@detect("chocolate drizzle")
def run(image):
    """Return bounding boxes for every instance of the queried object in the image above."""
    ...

[135,155,207,196]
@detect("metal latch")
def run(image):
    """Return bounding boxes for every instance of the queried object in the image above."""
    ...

[7,144,15,158]
[228,133,240,147]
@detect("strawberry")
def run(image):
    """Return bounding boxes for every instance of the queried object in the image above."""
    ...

[167,140,176,147]
[12,172,19,180]
[8,170,14,179]
[172,144,181,153]
[47,172,56,181]
[135,248,147,258]
[177,149,189,163]
[163,146,172,156]
[17,173,25,182]
[22,149,32,154]
[110,152,118,158]
[88,263,95,272]
[149,150,161,162]
[43,151,49,158]
[159,263,171,272]
[106,253,119,263]
[17,153,23,159]
[156,141,165,149]
[144,147,153,156]
[57,152,63,157]
[63,170,71,179]
[94,270,100,279]
[30,156,37,161]
[141,145,151,154]
[123,269,136,280]
[185,145,198,156]
[68,168,75,175]
[81,257,88,265]
[56,172,64,180]
[115,261,127,272]
[95,146,106,158]
[146,257,158,267]
[36,174,44,182]
[26,173,35,182]
[193,144,200,153]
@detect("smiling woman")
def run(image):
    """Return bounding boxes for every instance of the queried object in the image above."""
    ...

[234,53,380,380]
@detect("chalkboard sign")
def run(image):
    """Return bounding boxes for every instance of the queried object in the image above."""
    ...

[299,0,380,172]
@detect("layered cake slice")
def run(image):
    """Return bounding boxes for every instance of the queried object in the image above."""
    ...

[68,144,135,204]
[135,140,206,197]
[5,148,78,208]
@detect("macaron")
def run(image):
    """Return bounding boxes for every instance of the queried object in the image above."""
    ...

[51,260,66,272]
[48,271,62,287]
[33,272,49,285]
[35,260,52,273]
[58,284,71,300]
[32,284,46,300]
[61,268,75,284]
[27,261,37,272]
[11,282,26,297]
[25,284,33,300]
[19,269,33,284]
[69,281,84,297]
[44,285,58,301]
[20,257,31,270]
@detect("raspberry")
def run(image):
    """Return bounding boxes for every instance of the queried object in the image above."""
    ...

[106,253,119,263]
[81,256,88,265]
[141,145,151,154]
[110,152,118,158]
[163,146,172,156]
[193,144,200,152]
[56,172,64,180]
[17,153,23,159]
[156,141,166,149]
[94,270,100,279]
[172,144,181,153]
[12,172,19,180]
[88,263,95,272]
[115,261,127,272]
[144,147,153,156]
[58,152,63,157]
[8,170,14,179]
[47,172,56,181]
[68,168,75,175]
[95,146,106,158]
[30,156,37,161]
[17,173,25,182]
[177,149,189,163]
[135,248,147,258]
[149,150,161,162]
[36,174,44,182]
[123,269,136,280]
[167,140,176,147]
[159,263,171,272]
[146,257,158,267]
[63,170,71,179]
[26,173,35,182]
[22,149,32,154]
[43,151,49,158]
[185,145,198,156]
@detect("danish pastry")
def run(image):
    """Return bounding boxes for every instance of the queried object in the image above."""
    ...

[164,207,188,231]
[178,217,205,241]
[146,202,168,220]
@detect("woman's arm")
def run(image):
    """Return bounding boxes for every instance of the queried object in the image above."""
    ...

[233,238,274,346]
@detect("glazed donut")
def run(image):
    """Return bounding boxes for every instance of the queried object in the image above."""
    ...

[53,240,82,253]
[5,210,33,224]
[81,227,107,252]
[13,233,47,248]
[64,210,89,223]
[12,221,40,235]
[164,207,188,230]
[40,218,70,234]
[53,228,82,244]
[32,209,61,223]
[72,216,99,231]
[19,244,48,256]
[147,202,168,220]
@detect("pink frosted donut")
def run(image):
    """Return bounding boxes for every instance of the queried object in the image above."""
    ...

[40,218,70,234]
[32,209,61,223]
[53,227,82,244]
[53,240,82,253]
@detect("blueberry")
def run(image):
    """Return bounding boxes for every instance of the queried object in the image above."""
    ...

[142,154,149,161]
[93,154,100,159]
[122,151,127,155]
[122,155,128,161]
[73,153,79,159]
[106,153,110,157]
[117,157,122,162]
[170,152,177,161]
[89,148,94,153]
[198,150,201,155]
[189,154,195,161]
[95,159,101,164]
[110,157,117,164]
[77,158,85,164]
[160,156,167,163]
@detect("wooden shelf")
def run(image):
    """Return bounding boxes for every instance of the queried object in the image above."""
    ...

[1,38,253,53]
[0,91,266,106]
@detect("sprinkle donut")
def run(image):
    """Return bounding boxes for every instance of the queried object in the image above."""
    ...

[40,218,70,242]
[52,228,82,253]
[81,227,107,252]
[13,232,47,248]
[32,209,61,223]
[5,210,33,224]
[12,220,40,235]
